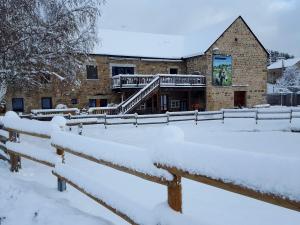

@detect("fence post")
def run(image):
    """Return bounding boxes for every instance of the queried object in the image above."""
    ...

[255,110,258,125]
[104,113,107,129]
[290,108,293,123]
[8,131,21,172]
[222,110,225,124]
[194,110,198,125]
[134,113,138,127]
[56,148,66,192]
[166,111,169,125]
[56,124,67,192]
[168,173,182,213]
[78,123,83,135]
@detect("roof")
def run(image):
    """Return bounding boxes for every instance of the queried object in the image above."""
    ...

[268,58,300,70]
[94,16,265,59]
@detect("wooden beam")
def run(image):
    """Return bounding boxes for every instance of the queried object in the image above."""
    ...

[6,148,55,168]
[52,144,171,186]
[156,165,300,212]
[4,128,50,139]
[52,171,141,225]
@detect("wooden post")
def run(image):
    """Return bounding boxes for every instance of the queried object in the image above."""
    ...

[195,110,198,125]
[157,92,161,114]
[166,111,169,125]
[222,110,225,124]
[290,109,293,123]
[134,113,138,127]
[56,147,66,192]
[104,113,107,129]
[9,131,21,172]
[255,110,258,125]
[78,123,83,135]
[168,173,182,213]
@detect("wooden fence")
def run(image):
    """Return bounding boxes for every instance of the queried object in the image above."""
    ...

[65,108,300,130]
[0,115,300,224]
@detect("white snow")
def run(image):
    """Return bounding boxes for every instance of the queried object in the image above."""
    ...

[1,108,300,225]
[51,131,173,181]
[268,58,300,70]
[94,17,235,59]
[151,135,300,201]
[0,162,111,225]
[54,164,199,225]
[6,141,59,165]
[2,112,66,137]
[31,108,79,114]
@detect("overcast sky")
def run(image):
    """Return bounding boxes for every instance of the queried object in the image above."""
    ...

[97,0,300,57]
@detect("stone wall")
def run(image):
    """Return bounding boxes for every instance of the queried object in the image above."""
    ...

[186,17,268,111]
[6,57,186,112]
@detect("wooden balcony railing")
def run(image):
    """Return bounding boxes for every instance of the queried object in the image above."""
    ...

[112,74,206,89]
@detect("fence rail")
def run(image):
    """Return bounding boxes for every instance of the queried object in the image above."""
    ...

[0,111,300,224]
[65,108,300,128]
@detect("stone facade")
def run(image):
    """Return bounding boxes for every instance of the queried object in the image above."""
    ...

[6,16,268,113]
[187,17,268,111]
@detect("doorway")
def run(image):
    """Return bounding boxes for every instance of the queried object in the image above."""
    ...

[234,91,246,108]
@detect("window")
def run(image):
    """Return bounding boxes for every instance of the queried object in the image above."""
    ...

[12,98,24,112]
[169,68,178,74]
[112,66,134,76]
[160,95,168,111]
[41,97,52,109]
[171,100,180,109]
[89,99,96,107]
[71,99,78,105]
[139,103,146,110]
[86,65,98,79]
[100,99,108,107]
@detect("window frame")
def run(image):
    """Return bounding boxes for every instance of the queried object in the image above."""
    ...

[86,65,99,80]
[71,98,78,105]
[170,99,180,109]
[41,97,53,109]
[12,98,24,112]
[169,67,179,74]
[110,64,136,77]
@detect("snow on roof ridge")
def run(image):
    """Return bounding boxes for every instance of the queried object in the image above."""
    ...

[93,17,237,59]
[268,57,300,70]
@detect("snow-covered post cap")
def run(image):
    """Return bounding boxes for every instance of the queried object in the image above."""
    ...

[51,116,67,133]
[2,111,21,128]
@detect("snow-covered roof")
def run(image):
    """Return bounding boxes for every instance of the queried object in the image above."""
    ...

[268,58,300,70]
[94,17,238,59]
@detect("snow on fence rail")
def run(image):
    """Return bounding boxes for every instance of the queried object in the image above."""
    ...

[153,141,300,212]
[31,108,80,115]
[0,112,300,224]
[64,107,300,129]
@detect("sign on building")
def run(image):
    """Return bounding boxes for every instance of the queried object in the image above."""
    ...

[212,55,233,86]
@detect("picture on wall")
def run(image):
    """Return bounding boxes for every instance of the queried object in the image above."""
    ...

[212,55,232,86]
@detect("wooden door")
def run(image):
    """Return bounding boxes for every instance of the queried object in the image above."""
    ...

[234,91,246,108]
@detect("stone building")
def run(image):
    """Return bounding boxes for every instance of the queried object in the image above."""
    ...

[6,16,269,114]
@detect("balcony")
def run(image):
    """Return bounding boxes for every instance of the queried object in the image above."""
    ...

[112,74,206,90]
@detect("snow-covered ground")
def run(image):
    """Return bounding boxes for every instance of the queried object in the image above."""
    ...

[1,116,300,225]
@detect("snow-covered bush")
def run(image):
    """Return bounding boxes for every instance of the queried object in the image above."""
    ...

[276,66,300,92]
[56,104,68,110]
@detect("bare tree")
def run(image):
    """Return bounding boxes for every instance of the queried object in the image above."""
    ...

[0,0,103,97]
